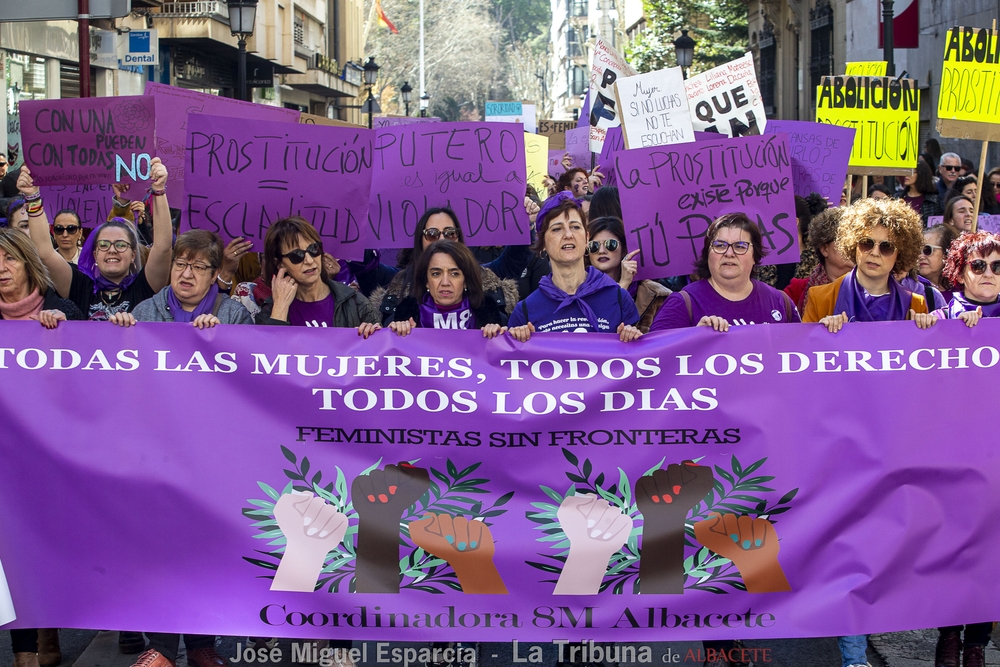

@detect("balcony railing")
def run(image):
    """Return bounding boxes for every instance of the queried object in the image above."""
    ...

[156,1,228,18]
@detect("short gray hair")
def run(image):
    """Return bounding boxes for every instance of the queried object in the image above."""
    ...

[940,152,961,165]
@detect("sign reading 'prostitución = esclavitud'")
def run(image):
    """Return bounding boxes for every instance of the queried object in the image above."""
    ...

[184,114,375,260]
[367,122,530,248]
[19,96,156,186]
[815,76,919,173]
[614,132,799,281]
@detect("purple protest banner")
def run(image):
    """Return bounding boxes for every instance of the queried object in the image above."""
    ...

[145,82,299,202]
[763,120,855,201]
[616,133,800,280]
[596,126,624,188]
[184,114,374,259]
[40,184,115,226]
[565,126,591,170]
[367,122,530,248]
[374,116,443,128]
[19,96,155,186]
[927,214,1000,233]
[1,320,999,642]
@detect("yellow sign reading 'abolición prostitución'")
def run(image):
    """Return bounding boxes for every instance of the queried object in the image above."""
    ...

[816,76,919,170]
[939,26,1000,123]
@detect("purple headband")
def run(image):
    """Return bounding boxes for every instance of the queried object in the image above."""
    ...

[79,218,142,293]
[535,191,582,233]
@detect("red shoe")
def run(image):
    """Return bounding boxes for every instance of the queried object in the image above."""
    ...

[131,650,176,667]
[187,647,228,667]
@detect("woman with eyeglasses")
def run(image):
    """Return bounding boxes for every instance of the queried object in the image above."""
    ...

[916,224,958,299]
[803,198,928,332]
[917,232,1000,332]
[256,216,379,330]
[51,210,83,264]
[507,192,641,342]
[366,207,524,326]
[943,195,977,235]
[648,213,800,332]
[18,161,172,321]
[108,230,252,328]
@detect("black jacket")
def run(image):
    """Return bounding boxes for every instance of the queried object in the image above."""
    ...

[393,294,508,329]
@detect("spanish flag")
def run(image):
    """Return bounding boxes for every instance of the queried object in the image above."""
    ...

[376,0,398,34]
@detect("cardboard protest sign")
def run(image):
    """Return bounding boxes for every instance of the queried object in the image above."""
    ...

[368,122,530,248]
[937,26,1000,140]
[144,82,299,197]
[588,37,636,153]
[40,184,115,226]
[845,62,888,76]
[927,214,1000,233]
[485,101,537,134]
[565,126,591,170]
[684,53,767,137]
[524,132,549,195]
[816,76,919,174]
[596,125,624,187]
[615,133,800,280]
[538,119,575,150]
[762,120,855,200]
[19,96,156,186]
[615,67,693,149]
[374,116,443,128]
[184,114,374,260]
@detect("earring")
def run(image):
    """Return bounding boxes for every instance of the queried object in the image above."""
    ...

[540,250,548,260]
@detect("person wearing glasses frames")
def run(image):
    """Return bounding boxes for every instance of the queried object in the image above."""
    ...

[937,152,963,201]
[803,198,928,331]
[916,225,958,300]
[50,210,83,264]
[919,232,1000,333]
[107,230,252,328]
[649,213,800,332]
[257,216,378,330]
[18,161,173,321]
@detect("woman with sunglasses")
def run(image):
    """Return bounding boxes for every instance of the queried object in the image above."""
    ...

[367,207,524,326]
[943,195,976,234]
[648,213,800,332]
[18,161,172,321]
[918,232,1000,331]
[586,216,670,333]
[916,225,958,300]
[507,192,641,342]
[257,216,379,329]
[51,210,83,264]
[803,198,928,332]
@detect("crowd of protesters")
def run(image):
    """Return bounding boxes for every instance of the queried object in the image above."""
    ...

[1,138,997,667]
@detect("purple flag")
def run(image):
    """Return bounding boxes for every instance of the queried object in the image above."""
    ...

[40,184,115,227]
[184,114,374,260]
[367,122,530,248]
[19,96,156,186]
[616,133,801,280]
[144,82,299,203]
[596,126,625,188]
[0,321,999,640]
[763,120,855,202]
[565,127,591,171]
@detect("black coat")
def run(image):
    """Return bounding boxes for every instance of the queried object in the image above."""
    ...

[393,294,508,329]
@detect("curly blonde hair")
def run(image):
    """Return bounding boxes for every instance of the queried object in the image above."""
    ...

[835,197,924,275]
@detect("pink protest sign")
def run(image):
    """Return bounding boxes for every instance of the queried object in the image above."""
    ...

[19,96,155,186]
[367,122,530,248]
[616,132,800,280]
[40,184,115,226]
[144,82,299,198]
[596,126,625,188]
[184,114,374,260]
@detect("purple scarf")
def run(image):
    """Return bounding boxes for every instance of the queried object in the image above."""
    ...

[166,285,219,323]
[834,268,913,322]
[78,220,140,294]
[536,191,582,232]
[537,266,619,330]
[418,292,476,330]
[946,291,1000,319]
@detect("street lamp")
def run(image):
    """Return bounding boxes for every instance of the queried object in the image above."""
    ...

[401,81,413,116]
[673,29,696,79]
[226,0,259,102]
[881,0,895,76]
[419,93,430,117]
[363,56,380,128]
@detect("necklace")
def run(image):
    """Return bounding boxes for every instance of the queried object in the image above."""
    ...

[100,288,122,306]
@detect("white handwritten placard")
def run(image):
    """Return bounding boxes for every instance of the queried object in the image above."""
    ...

[614,67,694,149]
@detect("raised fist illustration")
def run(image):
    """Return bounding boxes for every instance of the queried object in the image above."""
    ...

[352,462,431,593]
[271,491,348,592]
[694,512,790,593]
[555,494,632,595]
[636,461,715,594]
[409,513,507,594]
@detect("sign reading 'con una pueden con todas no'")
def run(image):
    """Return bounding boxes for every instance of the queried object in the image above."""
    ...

[183,113,375,260]
[19,96,156,187]
[367,122,530,249]
[615,132,799,281]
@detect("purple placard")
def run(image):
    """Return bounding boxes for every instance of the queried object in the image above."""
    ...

[144,82,299,202]
[367,122,530,248]
[374,116,443,128]
[547,150,567,175]
[40,184,115,227]
[565,126,591,170]
[616,132,800,280]
[763,120,855,201]
[184,114,374,260]
[2,322,1000,639]
[596,126,625,188]
[19,96,155,186]
[927,214,1000,233]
